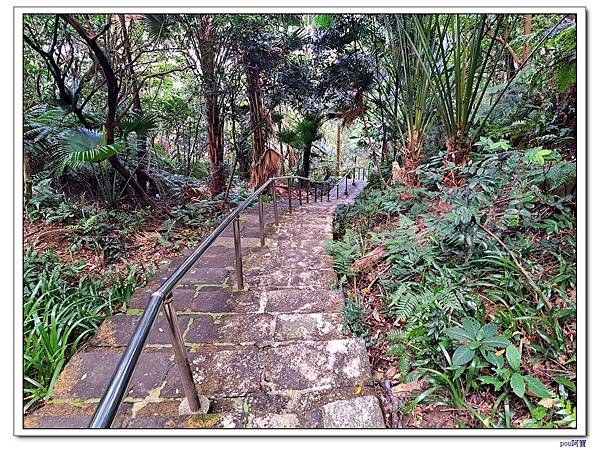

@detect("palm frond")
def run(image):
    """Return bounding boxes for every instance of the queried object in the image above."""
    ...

[143,14,170,41]
[118,111,159,135]
[58,128,122,169]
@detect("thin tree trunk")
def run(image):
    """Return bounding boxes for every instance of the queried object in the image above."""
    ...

[24,151,32,200]
[119,14,154,193]
[195,17,226,197]
[206,93,225,196]
[523,14,532,61]
[302,144,311,180]
[246,66,273,187]
[336,122,341,176]
[60,14,153,205]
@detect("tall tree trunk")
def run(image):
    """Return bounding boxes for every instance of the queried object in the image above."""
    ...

[302,144,311,180]
[504,24,515,81]
[118,14,155,194]
[205,92,225,196]
[336,122,341,176]
[197,16,225,197]
[246,66,272,187]
[523,14,533,61]
[24,151,32,200]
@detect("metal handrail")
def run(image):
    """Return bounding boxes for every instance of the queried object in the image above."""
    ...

[89,168,366,428]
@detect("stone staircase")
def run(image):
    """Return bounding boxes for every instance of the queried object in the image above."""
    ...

[25,180,385,429]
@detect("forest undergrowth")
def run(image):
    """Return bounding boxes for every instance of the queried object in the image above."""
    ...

[328,140,577,429]
[22,172,253,412]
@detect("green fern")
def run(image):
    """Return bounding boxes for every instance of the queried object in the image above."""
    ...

[386,329,405,343]
[325,230,362,279]
[387,344,406,357]
[546,162,576,191]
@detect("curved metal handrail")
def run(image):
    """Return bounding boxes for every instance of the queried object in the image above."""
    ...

[89,168,366,428]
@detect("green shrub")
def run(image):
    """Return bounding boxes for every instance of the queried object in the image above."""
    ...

[23,248,152,411]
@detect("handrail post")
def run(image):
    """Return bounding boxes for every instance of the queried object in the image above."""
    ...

[306,183,309,203]
[314,185,317,202]
[327,185,330,202]
[336,183,339,199]
[298,181,302,205]
[287,178,292,213]
[271,180,278,225]
[258,194,265,246]
[233,216,244,289]
[345,176,348,196]
[320,186,323,202]
[162,293,201,413]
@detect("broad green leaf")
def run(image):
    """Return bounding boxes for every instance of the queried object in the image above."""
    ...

[553,375,576,392]
[524,376,551,398]
[482,350,504,369]
[312,15,333,29]
[481,335,510,348]
[479,375,504,391]
[443,326,472,341]
[452,345,476,366]
[490,140,509,150]
[506,344,521,371]
[511,372,525,398]
[476,323,498,340]
[462,317,481,339]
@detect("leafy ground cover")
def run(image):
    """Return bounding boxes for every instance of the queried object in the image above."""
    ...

[22,175,251,412]
[327,139,576,428]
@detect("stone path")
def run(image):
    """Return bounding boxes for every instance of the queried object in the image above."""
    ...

[25,179,385,429]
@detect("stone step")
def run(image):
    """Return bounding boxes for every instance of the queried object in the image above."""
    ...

[246,268,338,289]
[120,395,384,429]
[49,338,371,403]
[91,311,345,348]
[130,286,344,315]
[25,180,376,430]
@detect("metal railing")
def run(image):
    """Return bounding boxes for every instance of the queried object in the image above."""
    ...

[89,168,367,428]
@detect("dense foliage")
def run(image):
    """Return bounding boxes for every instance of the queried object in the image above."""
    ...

[23,12,577,427]
[328,139,576,428]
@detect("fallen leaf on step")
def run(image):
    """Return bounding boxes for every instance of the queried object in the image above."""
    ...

[385,366,397,379]
[354,386,363,395]
[392,380,425,394]
[539,397,555,408]
[372,309,383,322]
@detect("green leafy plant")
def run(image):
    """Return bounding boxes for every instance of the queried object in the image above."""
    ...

[59,128,123,170]
[479,343,551,400]
[23,248,151,411]
[443,317,510,366]
[341,293,369,340]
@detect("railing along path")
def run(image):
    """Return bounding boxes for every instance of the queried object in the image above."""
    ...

[89,167,367,428]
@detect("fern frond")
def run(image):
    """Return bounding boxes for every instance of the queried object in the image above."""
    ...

[386,329,405,343]
[547,162,576,190]
[387,344,406,357]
